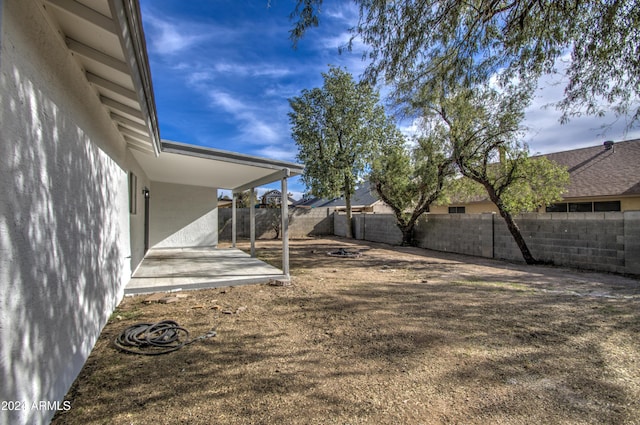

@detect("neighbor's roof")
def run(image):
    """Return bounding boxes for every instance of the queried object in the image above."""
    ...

[296,183,381,209]
[543,138,640,198]
[294,196,331,208]
[323,183,381,208]
[43,0,161,155]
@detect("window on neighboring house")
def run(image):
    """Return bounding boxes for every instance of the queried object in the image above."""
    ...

[546,203,568,213]
[546,200,622,213]
[448,206,466,214]
[568,202,592,212]
[594,201,621,212]
[129,172,137,214]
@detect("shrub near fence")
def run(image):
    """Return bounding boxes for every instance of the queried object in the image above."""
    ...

[337,211,640,275]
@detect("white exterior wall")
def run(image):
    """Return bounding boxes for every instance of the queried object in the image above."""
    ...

[149,181,218,248]
[128,155,151,270]
[0,1,147,423]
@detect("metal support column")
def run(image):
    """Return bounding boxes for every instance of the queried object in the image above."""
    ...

[231,192,237,248]
[250,188,256,257]
[281,170,290,278]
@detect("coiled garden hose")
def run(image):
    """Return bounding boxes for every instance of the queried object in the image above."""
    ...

[114,320,216,355]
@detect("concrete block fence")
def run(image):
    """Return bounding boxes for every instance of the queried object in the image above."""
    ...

[337,211,640,275]
[218,208,334,240]
[220,208,639,275]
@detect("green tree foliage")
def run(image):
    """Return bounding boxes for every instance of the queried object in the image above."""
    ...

[427,86,569,264]
[370,134,454,246]
[290,2,574,262]
[289,66,397,238]
[443,156,569,217]
[291,0,640,125]
[236,189,258,208]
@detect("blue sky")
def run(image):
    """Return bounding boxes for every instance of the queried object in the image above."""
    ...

[139,0,640,198]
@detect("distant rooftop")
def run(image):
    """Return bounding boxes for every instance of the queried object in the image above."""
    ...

[542,138,640,198]
[295,182,381,209]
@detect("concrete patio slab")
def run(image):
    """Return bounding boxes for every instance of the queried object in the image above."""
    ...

[125,247,286,295]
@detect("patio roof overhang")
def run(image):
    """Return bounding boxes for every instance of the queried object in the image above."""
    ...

[42,0,303,191]
[42,0,161,156]
[132,140,304,190]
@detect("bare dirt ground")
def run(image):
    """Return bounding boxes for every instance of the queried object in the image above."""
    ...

[53,237,640,425]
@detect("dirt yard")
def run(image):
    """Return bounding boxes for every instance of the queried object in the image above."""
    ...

[53,238,640,425]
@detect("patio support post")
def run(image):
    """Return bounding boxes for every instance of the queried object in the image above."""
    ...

[281,170,290,278]
[250,187,256,257]
[231,192,237,248]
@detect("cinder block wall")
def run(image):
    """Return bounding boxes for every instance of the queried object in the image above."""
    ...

[334,213,348,237]
[353,214,403,245]
[334,212,640,275]
[219,208,334,240]
[220,207,639,275]
[414,214,494,257]
[624,211,640,275]
[493,212,626,273]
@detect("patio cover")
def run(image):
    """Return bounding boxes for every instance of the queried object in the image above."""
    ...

[132,140,305,279]
[42,0,304,280]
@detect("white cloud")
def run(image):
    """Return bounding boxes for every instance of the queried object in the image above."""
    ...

[208,90,283,144]
[208,91,245,114]
[323,2,360,22]
[482,53,640,154]
[523,59,640,154]
[186,71,214,85]
[252,65,293,78]
[143,14,211,55]
[255,144,299,163]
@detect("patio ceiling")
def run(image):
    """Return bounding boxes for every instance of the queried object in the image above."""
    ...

[42,0,161,156]
[133,141,304,191]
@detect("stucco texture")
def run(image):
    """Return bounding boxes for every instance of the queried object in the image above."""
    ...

[0,1,143,423]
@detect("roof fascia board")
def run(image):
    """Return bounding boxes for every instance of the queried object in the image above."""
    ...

[233,169,291,193]
[109,0,161,156]
[162,141,305,175]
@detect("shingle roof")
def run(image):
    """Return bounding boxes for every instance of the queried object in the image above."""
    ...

[321,183,381,208]
[542,139,640,198]
[293,183,381,208]
[293,196,330,208]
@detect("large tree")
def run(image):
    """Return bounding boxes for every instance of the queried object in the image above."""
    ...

[426,85,569,264]
[291,0,640,126]
[370,133,454,246]
[289,66,396,238]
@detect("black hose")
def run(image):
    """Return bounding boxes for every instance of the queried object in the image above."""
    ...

[114,320,215,355]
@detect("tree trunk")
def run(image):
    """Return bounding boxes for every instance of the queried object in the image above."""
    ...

[485,187,537,264]
[345,191,353,239]
[400,224,413,246]
[498,208,536,264]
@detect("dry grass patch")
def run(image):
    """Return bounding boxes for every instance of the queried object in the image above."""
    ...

[53,238,640,425]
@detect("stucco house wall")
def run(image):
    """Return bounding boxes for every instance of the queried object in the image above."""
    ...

[0,1,148,423]
[430,201,499,214]
[128,156,151,269]
[149,181,218,248]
